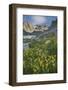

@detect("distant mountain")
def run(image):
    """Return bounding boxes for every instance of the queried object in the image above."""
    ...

[23,19,57,39]
[49,19,57,29]
[33,25,48,31]
[23,22,48,34]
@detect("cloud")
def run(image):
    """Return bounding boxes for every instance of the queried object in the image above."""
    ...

[32,16,46,25]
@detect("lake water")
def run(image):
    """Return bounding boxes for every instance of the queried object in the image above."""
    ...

[23,43,29,49]
[23,35,36,39]
[23,35,36,50]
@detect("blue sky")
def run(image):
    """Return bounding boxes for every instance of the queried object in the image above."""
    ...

[23,15,57,27]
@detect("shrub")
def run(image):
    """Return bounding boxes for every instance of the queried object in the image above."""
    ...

[23,33,57,74]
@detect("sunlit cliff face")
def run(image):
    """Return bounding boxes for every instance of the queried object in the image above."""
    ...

[23,22,34,33]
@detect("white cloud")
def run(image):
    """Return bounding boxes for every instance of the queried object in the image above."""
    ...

[32,16,46,25]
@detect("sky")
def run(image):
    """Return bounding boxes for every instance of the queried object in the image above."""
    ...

[23,15,57,27]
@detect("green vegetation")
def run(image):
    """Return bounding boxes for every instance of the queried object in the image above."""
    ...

[23,33,57,74]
